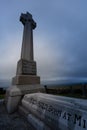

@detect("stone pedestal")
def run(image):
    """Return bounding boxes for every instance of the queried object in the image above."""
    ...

[16,59,37,75]
[13,59,40,85]
[5,85,45,113]
[12,75,40,85]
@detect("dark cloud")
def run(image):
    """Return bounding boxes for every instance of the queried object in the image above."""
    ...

[0,0,87,83]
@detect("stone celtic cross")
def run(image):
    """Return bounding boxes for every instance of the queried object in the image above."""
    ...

[12,12,40,84]
[20,12,36,61]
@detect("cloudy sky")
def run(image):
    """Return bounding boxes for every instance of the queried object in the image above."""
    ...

[0,0,87,83]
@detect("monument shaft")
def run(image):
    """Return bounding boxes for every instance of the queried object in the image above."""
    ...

[21,21,34,61]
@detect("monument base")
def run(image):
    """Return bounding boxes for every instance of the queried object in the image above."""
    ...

[12,75,40,85]
[5,85,45,114]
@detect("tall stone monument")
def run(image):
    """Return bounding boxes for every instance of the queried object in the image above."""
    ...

[12,12,40,85]
[5,12,45,113]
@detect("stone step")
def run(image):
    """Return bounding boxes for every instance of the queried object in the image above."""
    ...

[21,93,87,130]
[5,84,45,114]
[18,105,50,130]
[27,114,50,130]
[18,105,29,117]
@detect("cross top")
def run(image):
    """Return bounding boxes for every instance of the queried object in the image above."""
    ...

[20,12,36,29]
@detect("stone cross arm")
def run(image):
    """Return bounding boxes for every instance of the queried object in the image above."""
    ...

[20,12,36,29]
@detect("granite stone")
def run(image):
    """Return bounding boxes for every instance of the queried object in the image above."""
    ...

[20,12,36,61]
[0,100,34,130]
[21,93,87,130]
[16,59,37,75]
[5,85,45,113]
[12,75,40,85]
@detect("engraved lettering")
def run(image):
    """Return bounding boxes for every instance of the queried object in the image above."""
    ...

[47,105,53,113]
[63,112,67,119]
[83,119,86,128]
[22,60,36,75]
[67,113,71,121]
[27,97,87,129]
[74,114,82,126]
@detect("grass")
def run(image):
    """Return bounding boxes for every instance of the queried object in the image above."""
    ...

[56,93,87,99]
[0,94,5,99]
[46,87,87,99]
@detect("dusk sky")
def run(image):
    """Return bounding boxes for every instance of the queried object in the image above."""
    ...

[0,0,87,83]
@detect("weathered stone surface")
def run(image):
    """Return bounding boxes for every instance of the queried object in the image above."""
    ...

[12,75,40,85]
[18,105,50,130]
[21,93,87,130]
[5,85,45,113]
[5,12,42,114]
[20,12,36,61]
[16,59,37,75]
[0,100,35,130]
[27,114,50,130]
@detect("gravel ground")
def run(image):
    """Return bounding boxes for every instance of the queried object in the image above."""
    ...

[0,100,34,130]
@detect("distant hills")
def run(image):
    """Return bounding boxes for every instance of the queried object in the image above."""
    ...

[0,78,87,89]
[0,79,11,88]
[42,79,87,86]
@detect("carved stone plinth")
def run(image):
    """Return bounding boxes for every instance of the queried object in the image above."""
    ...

[5,85,45,113]
[12,75,40,85]
[16,59,37,75]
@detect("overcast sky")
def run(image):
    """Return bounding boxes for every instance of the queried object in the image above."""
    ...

[0,0,87,83]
